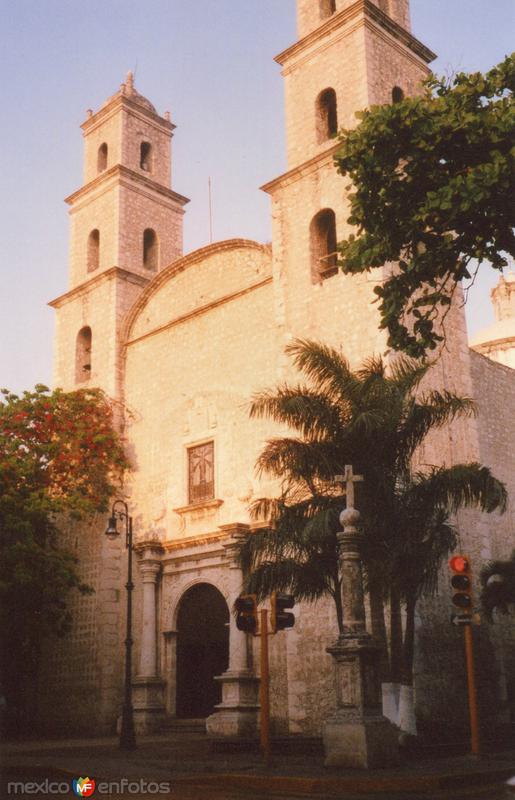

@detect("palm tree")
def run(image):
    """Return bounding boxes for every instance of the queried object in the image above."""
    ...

[238,339,506,733]
[480,550,515,621]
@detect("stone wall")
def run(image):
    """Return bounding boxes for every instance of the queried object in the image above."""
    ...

[123,241,279,540]
[68,180,120,288]
[37,515,125,735]
[51,270,147,397]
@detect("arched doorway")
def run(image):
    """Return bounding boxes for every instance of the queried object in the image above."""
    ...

[175,583,229,718]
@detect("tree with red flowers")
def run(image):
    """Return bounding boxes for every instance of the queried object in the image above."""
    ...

[0,384,129,735]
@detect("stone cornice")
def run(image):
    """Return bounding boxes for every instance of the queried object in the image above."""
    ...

[173,499,224,515]
[162,531,228,555]
[81,94,174,135]
[122,239,272,345]
[134,539,165,555]
[64,164,190,208]
[48,266,150,309]
[261,143,340,194]
[218,523,251,536]
[471,337,515,353]
[275,0,435,69]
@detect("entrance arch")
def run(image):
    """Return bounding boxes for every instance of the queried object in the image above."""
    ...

[175,583,229,718]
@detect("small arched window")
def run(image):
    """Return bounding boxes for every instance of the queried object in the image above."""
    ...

[316,88,338,143]
[97,143,108,173]
[320,0,336,19]
[143,228,158,270]
[140,141,152,172]
[76,326,92,383]
[392,86,405,104]
[87,229,100,272]
[310,209,338,282]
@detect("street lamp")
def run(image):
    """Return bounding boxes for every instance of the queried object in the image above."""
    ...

[105,500,136,750]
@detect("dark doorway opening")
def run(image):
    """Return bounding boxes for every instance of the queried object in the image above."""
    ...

[176,583,229,718]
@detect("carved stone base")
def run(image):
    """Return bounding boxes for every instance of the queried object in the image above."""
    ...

[132,676,166,734]
[323,634,399,768]
[206,670,259,739]
[323,714,399,768]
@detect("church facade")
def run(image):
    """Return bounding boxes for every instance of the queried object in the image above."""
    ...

[41,0,515,740]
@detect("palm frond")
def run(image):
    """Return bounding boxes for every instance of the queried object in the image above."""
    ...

[249,385,346,440]
[387,356,430,396]
[255,437,340,483]
[285,339,361,405]
[397,392,476,465]
[406,464,507,515]
[244,558,336,603]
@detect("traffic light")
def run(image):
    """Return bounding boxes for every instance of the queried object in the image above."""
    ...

[271,592,295,632]
[449,555,473,614]
[235,594,258,634]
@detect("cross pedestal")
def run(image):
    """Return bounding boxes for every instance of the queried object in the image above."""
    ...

[323,468,399,768]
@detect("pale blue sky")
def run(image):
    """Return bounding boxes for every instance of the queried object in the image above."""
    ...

[1,0,513,393]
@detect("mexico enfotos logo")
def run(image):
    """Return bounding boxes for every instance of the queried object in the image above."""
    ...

[7,776,172,795]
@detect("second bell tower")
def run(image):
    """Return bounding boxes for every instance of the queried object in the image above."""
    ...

[263,0,435,359]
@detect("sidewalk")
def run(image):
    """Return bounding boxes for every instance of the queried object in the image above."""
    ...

[2,731,515,798]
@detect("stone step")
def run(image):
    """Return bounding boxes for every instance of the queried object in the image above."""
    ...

[160,717,206,734]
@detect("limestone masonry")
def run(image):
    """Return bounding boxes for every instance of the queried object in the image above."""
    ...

[42,0,515,740]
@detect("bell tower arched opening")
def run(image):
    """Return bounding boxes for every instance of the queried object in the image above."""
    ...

[175,583,229,719]
[320,0,336,20]
[310,209,338,281]
[143,228,158,270]
[97,143,108,173]
[316,88,338,143]
[75,326,92,383]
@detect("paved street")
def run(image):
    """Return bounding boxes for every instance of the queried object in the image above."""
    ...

[2,731,515,800]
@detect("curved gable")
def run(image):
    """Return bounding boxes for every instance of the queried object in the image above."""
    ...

[124,239,272,344]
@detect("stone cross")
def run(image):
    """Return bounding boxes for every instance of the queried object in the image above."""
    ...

[324,463,399,768]
[335,464,363,510]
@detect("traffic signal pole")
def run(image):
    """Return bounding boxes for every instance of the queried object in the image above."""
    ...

[464,624,480,755]
[235,592,295,766]
[259,608,271,766]
[449,555,480,756]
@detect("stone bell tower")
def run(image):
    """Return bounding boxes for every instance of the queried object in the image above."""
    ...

[263,0,436,362]
[50,72,189,397]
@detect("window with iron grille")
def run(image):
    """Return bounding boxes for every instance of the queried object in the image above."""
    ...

[188,442,215,504]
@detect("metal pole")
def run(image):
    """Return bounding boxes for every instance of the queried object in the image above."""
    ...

[208,176,213,244]
[259,609,271,766]
[120,510,136,750]
[464,624,480,756]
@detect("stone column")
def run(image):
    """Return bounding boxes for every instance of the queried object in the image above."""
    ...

[323,505,399,768]
[132,541,166,734]
[138,559,161,677]
[206,524,260,740]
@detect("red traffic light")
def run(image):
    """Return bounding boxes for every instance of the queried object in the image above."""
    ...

[448,554,473,615]
[449,555,469,573]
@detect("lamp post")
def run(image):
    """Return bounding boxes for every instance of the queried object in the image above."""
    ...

[105,500,136,750]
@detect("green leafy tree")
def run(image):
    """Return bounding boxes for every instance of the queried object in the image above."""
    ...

[480,550,515,621]
[238,340,506,698]
[336,55,515,357]
[0,385,129,735]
